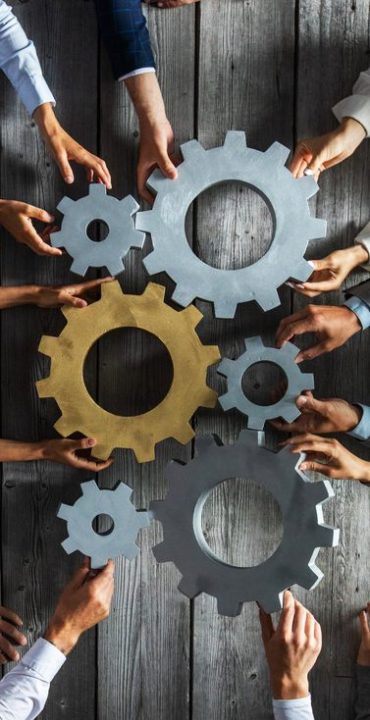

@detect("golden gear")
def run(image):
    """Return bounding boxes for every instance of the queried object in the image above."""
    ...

[36,280,220,463]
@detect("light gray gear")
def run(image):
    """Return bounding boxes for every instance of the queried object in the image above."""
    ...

[150,431,339,615]
[58,480,151,569]
[136,131,326,318]
[51,183,145,276]
[218,336,315,430]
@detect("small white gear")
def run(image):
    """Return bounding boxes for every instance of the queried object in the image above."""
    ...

[58,480,151,569]
[51,183,145,276]
[136,131,326,318]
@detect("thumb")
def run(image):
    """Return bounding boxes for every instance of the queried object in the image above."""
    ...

[305,152,325,175]
[70,437,96,451]
[157,150,177,180]
[69,559,91,589]
[359,609,370,638]
[309,258,329,272]
[55,148,74,184]
[258,607,275,645]
[296,393,327,415]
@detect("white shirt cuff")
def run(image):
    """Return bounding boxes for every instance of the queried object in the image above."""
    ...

[332,95,370,137]
[354,221,370,272]
[20,638,66,682]
[119,67,156,82]
[273,694,314,719]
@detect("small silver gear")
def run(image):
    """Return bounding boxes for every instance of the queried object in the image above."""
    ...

[51,183,145,276]
[150,431,339,615]
[218,336,314,429]
[136,131,326,318]
[58,480,151,569]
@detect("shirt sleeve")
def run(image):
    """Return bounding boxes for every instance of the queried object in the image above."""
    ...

[355,665,370,720]
[0,638,66,720]
[0,0,55,115]
[354,221,370,272]
[343,296,370,330]
[273,695,315,720]
[332,66,370,136]
[348,404,370,441]
[94,0,155,81]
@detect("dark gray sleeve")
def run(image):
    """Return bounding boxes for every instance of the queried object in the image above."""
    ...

[355,665,370,719]
[346,280,370,309]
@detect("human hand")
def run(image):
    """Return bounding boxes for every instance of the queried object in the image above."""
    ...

[283,433,370,481]
[41,438,113,472]
[358,604,370,666]
[271,391,362,434]
[0,606,27,663]
[33,104,111,187]
[0,199,61,257]
[290,118,366,178]
[137,117,177,203]
[259,590,321,700]
[44,560,114,655]
[275,304,361,362]
[289,246,369,297]
[35,277,113,309]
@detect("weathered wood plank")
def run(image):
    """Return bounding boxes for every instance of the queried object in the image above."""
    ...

[0,1,100,717]
[96,4,196,718]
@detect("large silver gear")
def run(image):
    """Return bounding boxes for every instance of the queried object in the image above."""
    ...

[150,431,339,615]
[218,336,314,429]
[51,183,145,276]
[58,480,151,569]
[136,131,326,318]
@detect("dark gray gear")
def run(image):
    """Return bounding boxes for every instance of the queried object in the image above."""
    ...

[150,431,339,615]
[58,480,151,569]
[51,183,145,276]
[218,336,314,429]
[136,131,326,318]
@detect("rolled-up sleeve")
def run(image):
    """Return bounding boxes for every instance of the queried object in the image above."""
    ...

[332,67,370,137]
[273,695,315,719]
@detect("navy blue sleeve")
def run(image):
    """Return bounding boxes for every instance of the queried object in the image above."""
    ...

[94,0,155,80]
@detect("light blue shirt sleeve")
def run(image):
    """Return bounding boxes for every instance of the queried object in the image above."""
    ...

[0,0,55,115]
[273,695,315,719]
[344,296,370,330]
[0,637,66,720]
[348,404,370,441]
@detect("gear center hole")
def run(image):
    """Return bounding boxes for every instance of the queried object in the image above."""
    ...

[87,219,110,242]
[84,328,174,416]
[242,361,287,406]
[185,182,274,270]
[92,513,115,536]
[199,477,283,568]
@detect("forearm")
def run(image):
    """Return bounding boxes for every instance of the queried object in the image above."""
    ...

[0,439,47,462]
[0,285,40,309]
[125,72,168,126]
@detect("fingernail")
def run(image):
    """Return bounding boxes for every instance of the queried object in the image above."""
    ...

[296,396,307,407]
[300,462,308,469]
[304,168,314,176]
[87,438,95,447]
[295,283,305,289]
[65,176,74,184]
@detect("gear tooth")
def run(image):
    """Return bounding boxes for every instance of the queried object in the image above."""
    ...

[257,592,284,614]
[217,598,243,617]
[50,230,64,248]
[54,416,75,437]
[90,555,109,570]
[171,285,195,308]
[182,304,203,327]
[38,336,57,357]
[194,434,220,455]
[305,479,334,503]
[57,196,74,214]
[205,345,221,365]
[89,183,106,197]
[143,251,164,275]
[298,174,319,200]
[307,217,327,240]
[245,336,264,351]
[256,289,281,312]
[264,141,290,165]
[149,499,163,519]
[100,279,122,300]
[302,372,315,390]
[92,441,114,461]
[283,341,299,360]
[237,429,257,448]
[137,511,151,530]
[106,259,125,276]
[289,259,313,283]
[132,444,156,463]
[144,282,166,301]
[314,524,340,548]
[114,483,133,501]
[70,258,89,276]
[57,504,72,521]
[297,565,323,590]
[281,407,300,423]
[36,377,53,398]
[247,416,265,431]
[81,480,99,498]
[178,576,199,599]
[164,459,186,484]
[123,544,140,561]
[223,130,247,153]
[152,541,172,563]
[201,387,219,409]
[135,211,153,234]
[173,423,194,445]
[146,168,166,194]
[213,297,237,319]
[61,536,78,555]
[218,392,235,411]
[180,139,206,162]
[217,358,235,376]
[120,194,139,214]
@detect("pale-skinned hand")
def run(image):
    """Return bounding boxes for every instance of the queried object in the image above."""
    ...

[290,246,369,298]
[259,590,322,700]
[290,118,366,178]
[275,304,361,362]
[271,391,362,435]
[137,117,177,203]
[42,438,113,472]
[358,604,370,666]
[0,606,27,664]
[0,199,61,257]
[283,433,370,481]
[44,560,114,655]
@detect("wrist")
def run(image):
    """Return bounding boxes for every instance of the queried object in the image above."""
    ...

[33,103,60,136]
[347,243,370,268]
[271,675,309,700]
[356,462,370,484]
[44,619,80,656]
[339,117,367,144]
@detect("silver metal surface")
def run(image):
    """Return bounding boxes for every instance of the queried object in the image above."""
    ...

[58,480,151,569]
[151,431,339,615]
[52,183,145,276]
[136,131,326,318]
[218,336,315,430]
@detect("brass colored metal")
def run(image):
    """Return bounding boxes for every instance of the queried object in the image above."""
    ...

[36,281,220,463]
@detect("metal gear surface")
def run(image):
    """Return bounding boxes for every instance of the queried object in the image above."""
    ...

[58,480,151,569]
[150,431,339,615]
[51,183,145,276]
[136,131,326,318]
[36,280,220,462]
[218,336,314,430]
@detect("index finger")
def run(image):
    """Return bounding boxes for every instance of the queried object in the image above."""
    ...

[66,277,114,295]
[277,590,295,635]
[276,318,317,347]
[0,606,23,627]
